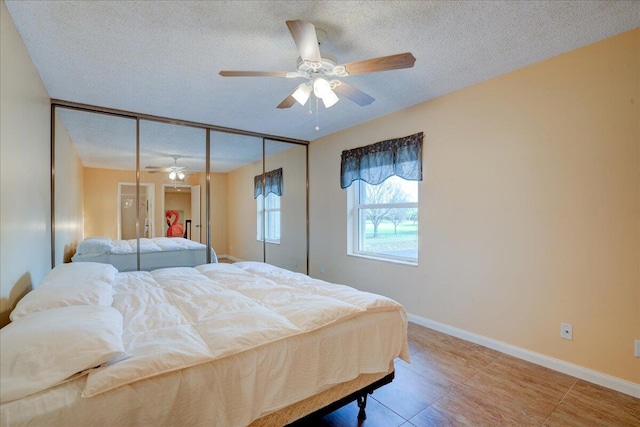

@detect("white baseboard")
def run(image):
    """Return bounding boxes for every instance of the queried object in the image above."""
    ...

[407,313,640,398]
[217,254,243,262]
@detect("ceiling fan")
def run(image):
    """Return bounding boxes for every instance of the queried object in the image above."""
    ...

[219,20,416,117]
[145,156,190,181]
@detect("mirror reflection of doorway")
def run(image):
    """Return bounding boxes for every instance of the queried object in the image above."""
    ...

[118,182,155,240]
[163,184,201,243]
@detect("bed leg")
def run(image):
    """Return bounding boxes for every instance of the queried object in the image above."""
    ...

[357,393,368,420]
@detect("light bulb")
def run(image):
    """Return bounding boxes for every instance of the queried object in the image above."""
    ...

[313,77,331,98]
[177,171,185,180]
[321,89,339,108]
[292,83,311,106]
[169,171,176,180]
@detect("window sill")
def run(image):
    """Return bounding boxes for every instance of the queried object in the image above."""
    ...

[347,252,418,267]
[257,239,281,245]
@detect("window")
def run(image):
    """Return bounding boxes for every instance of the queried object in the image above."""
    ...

[341,132,422,265]
[254,168,283,244]
[257,193,281,243]
[350,176,418,264]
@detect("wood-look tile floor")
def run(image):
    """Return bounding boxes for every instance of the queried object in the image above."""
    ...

[304,322,640,427]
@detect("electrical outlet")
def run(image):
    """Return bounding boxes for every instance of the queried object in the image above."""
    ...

[635,339,640,357]
[294,260,298,268]
[319,266,324,275]
[560,323,573,340]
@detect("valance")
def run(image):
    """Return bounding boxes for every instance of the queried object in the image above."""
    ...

[254,168,283,198]
[340,132,423,189]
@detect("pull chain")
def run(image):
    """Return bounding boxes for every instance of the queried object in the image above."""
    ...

[315,97,320,131]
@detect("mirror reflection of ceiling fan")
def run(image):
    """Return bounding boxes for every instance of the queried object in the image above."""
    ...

[145,156,191,181]
[219,20,416,129]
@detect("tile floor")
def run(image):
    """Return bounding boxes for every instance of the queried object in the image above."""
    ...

[307,322,640,426]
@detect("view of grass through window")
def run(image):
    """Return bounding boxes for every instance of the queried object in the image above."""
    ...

[357,176,418,261]
[363,217,418,256]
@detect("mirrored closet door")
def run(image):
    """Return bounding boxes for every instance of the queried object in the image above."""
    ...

[52,102,308,272]
[138,120,206,270]
[209,131,265,263]
[54,107,136,266]
[264,139,307,274]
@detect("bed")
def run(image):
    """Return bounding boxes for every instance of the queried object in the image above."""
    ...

[1,261,409,426]
[71,236,218,271]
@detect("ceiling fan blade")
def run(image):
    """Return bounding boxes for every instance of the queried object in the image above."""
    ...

[145,166,163,169]
[219,71,289,77]
[276,91,296,109]
[339,52,416,76]
[332,82,375,106]
[286,20,321,63]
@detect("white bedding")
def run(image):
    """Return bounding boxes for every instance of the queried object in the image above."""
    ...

[71,237,218,271]
[1,262,409,427]
[108,237,205,254]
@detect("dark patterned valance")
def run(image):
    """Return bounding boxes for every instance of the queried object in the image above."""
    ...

[254,168,283,198]
[340,132,423,189]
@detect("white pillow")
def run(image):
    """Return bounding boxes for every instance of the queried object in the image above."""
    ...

[75,237,113,255]
[40,262,118,287]
[0,305,127,403]
[9,280,113,321]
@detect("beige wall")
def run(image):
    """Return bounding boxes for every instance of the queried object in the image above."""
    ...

[191,172,230,255]
[83,168,135,238]
[209,172,229,255]
[227,160,264,262]
[309,29,640,384]
[54,112,84,263]
[0,1,52,326]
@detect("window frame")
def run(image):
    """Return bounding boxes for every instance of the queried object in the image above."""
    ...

[348,179,418,265]
[256,192,281,244]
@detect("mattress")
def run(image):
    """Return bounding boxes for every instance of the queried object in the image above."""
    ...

[71,237,218,271]
[1,262,409,427]
[71,248,215,271]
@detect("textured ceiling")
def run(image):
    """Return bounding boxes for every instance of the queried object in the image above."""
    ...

[5,1,639,168]
[57,108,293,173]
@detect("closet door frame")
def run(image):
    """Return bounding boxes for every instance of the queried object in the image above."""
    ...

[50,100,308,272]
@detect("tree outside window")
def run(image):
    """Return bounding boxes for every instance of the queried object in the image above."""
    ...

[352,175,418,263]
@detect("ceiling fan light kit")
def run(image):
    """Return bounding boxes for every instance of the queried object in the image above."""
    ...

[312,76,338,108]
[146,156,188,181]
[292,83,312,106]
[168,170,186,181]
[320,89,339,108]
[219,20,416,130]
